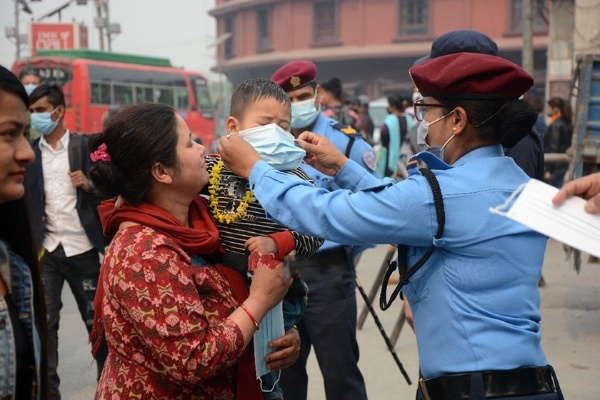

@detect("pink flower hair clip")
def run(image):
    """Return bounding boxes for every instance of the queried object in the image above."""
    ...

[90,143,111,162]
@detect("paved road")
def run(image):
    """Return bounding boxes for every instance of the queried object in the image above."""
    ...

[58,239,600,399]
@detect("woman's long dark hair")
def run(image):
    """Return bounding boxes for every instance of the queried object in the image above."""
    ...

[0,65,49,399]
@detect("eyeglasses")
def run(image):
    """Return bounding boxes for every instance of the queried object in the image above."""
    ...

[413,101,451,121]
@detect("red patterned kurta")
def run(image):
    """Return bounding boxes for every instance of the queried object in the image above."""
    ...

[95,224,246,400]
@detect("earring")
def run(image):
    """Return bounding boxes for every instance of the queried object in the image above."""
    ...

[452,126,456,132]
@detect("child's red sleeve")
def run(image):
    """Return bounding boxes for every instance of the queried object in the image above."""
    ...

[267,231,296,260]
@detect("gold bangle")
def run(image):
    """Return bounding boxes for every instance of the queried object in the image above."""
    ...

[240,303,259,330]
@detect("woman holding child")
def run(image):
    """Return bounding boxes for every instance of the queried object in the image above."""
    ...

[88,103,299,399]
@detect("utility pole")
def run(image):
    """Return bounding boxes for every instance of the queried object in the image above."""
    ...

[14,0,20,60]
[103,0,111,51]
[545,0,574,99]
[94,0,105,50]
[522,0,534,75]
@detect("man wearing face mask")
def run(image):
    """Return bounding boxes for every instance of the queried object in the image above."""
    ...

[19,69,41,96]
[24,84,108,400]
[270,60,378,400]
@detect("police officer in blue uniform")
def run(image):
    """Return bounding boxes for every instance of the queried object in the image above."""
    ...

[220,53,564,400]
[270,60,378,400]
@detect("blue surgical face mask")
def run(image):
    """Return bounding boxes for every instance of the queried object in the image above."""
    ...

[254,302,284,392]
[24,84,37,96]
[417,109,456,161]
[30,108,60,136]
[290,92,320,129]
[240,123,306,170]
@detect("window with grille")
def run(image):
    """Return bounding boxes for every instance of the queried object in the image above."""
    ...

[511,0,548,32]
[313,0,338,43]
[399,0,429,36]
[256,7,271,52]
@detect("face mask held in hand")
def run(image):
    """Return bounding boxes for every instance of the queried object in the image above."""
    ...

[239,123,306,171]
[254,301,285,393]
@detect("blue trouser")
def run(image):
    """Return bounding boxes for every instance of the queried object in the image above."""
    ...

[279,247,367,400]
[42,244,107,400]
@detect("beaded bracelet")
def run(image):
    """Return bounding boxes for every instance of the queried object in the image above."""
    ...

[240,303,259,330]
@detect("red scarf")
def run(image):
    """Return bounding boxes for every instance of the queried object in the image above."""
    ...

[90,196,262,399]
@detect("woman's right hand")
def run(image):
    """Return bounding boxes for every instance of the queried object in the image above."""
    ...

[246,252,292,315]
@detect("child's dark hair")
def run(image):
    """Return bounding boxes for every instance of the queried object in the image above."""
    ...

[88,103,179,204]
[230,78,291,121]
[29,84,65,108]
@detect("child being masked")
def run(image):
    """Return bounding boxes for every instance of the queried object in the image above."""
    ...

[204,78,323,399]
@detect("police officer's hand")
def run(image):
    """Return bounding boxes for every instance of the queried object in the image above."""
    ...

[296,131,348,176]
[552,172,600,214]
[265,327,301,371]
[217,132,261,179]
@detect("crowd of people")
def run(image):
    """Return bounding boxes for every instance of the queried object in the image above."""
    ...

[0,28,597,400]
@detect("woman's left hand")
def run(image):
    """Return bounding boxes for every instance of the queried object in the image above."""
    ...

[265,327,300,371]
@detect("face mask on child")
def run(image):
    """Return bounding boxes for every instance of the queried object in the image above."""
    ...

[239,123,306,171]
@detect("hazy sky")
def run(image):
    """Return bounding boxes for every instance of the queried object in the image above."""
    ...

[0,0,218,79]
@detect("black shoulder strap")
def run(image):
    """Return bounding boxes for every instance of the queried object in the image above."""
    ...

[68,133,85,210]
[68,133,83,172]
[379,167,445,310]
[345,136,356,158]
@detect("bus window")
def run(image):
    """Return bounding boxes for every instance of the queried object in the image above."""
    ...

[135,86,154,102]
[174,87,190,109]
[114,84,134,104]
[154,87,174,106]
[91,82,111,105]
[192,79,213,119]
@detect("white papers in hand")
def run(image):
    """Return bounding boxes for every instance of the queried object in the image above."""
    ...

[489,179,600,258]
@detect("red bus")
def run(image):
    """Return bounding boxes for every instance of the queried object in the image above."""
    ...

[12,49,215,147]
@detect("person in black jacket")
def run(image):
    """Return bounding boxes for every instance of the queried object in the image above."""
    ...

[24,84,107,399]
[544,97,573,188]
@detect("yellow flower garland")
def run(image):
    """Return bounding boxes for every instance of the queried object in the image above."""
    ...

[208,160,254,224]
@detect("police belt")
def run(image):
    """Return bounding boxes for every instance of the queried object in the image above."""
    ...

[418,366,556,400]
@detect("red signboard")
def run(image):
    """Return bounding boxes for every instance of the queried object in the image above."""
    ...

[29,22,88,56]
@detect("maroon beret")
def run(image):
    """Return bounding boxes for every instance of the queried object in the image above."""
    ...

[409,52,533,100]
[271,60,317,92]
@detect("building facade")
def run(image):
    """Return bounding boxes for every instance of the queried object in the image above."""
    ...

[209,0,549,99]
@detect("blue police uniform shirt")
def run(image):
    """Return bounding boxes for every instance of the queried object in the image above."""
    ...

[300,112,378,255]
[248,144,548,379]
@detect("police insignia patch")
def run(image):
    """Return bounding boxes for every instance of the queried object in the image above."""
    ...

[341,126,357,134]
[362,150,377,172]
